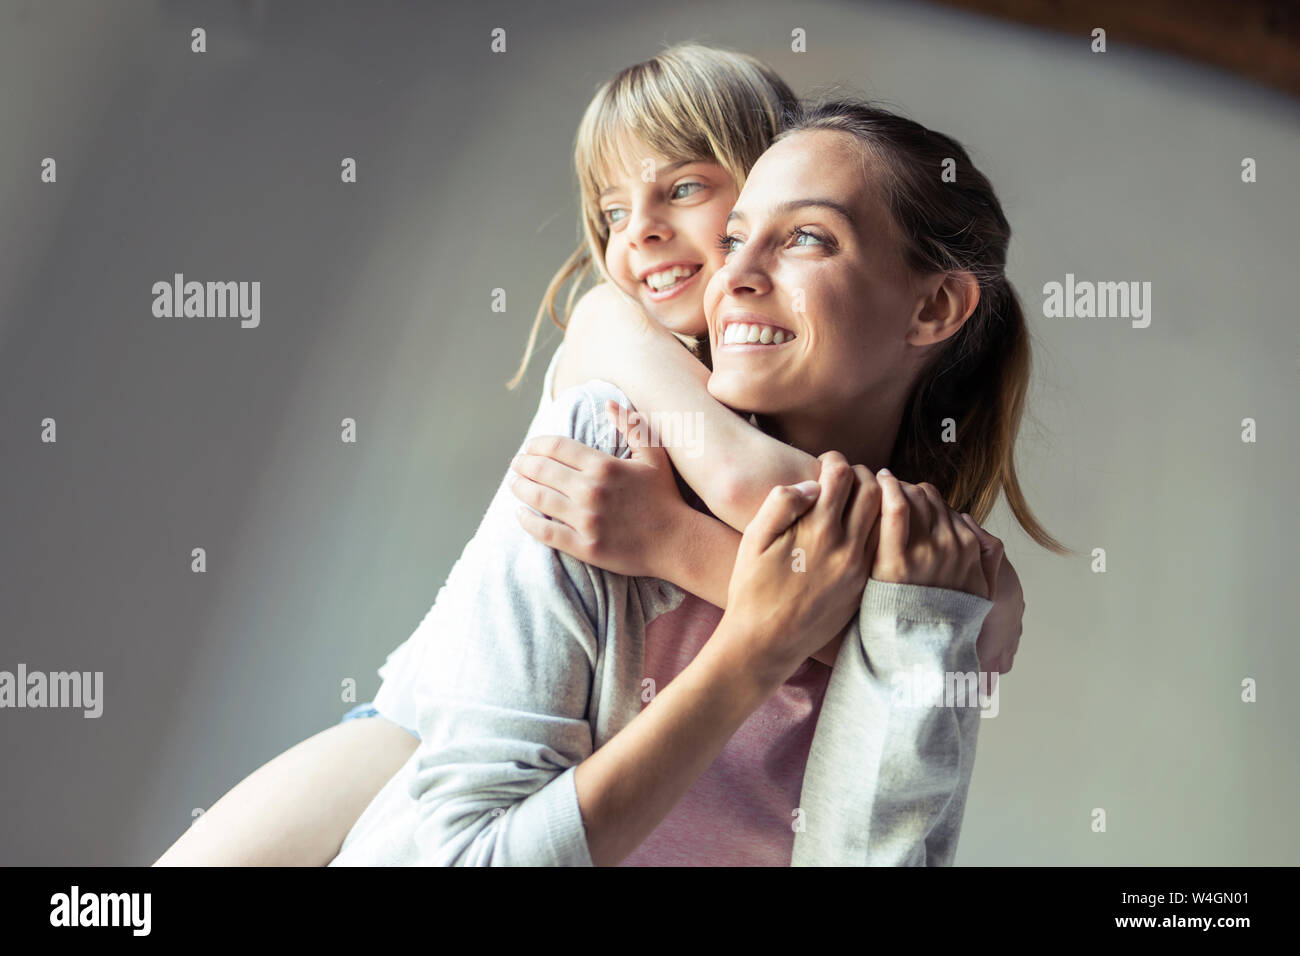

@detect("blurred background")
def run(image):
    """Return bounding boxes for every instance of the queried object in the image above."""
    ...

[1,0,1297,865]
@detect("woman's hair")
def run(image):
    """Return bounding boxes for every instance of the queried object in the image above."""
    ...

[507,43,797,389]
[778,98,1070,555]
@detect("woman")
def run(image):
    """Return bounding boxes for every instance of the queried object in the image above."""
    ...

[320,98,1055,865]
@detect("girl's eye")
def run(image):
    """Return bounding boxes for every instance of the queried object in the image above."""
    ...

[716,232,742,254]
[671,181,705,200]
[602,207,628,226]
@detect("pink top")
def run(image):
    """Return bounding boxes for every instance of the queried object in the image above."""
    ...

[619,592,833,866]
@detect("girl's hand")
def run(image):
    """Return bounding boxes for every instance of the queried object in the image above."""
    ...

[718,451,880,687]
[870,470,1020,679]
[508,401,688,579]
[870,471,1001,600]
[976,553,1024,677]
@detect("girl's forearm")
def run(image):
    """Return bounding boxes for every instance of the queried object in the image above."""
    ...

[573,617,778,866]
[561,285,819,533]
[660,507,846,669]
[660,506,740,608]
[626,338,820,531]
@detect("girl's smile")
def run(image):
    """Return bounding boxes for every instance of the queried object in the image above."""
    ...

[639,261,703,301]
[597,140,738,337]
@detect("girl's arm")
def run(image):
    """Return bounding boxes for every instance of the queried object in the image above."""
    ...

[511,401,1027,673]
[512,408,848,668]
[551,282,819,533]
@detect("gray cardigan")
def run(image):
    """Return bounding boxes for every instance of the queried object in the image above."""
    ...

[329,378,993,866]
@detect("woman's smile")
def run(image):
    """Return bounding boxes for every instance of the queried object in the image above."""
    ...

[717,313,798,349]
[704,129,922,420]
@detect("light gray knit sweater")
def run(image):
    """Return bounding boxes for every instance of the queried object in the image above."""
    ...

[329,376,993,866]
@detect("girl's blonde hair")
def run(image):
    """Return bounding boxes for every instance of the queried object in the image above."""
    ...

[506,43,797,389]
[780,99,1071,555]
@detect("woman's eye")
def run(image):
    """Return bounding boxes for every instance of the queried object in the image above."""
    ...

[791,228,825,247]
[671,181,705,200]
[716,233,742,254]
[602,207,627,226]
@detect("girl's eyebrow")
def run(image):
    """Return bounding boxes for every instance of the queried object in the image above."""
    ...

[598,159,705,199]
[727,198,857,227]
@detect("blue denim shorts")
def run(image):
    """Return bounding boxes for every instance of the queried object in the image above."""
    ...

[340,702,382,723]
[340,701,419,739]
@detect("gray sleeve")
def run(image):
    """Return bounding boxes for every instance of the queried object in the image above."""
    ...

[792,578,994,866]
[401,379,633,866]
[370,343,567,736]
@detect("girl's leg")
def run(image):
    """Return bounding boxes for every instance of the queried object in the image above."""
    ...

[153,715,418,866]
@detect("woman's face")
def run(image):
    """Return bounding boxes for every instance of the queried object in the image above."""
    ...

[597,136,739,338]
[703,129,925,420]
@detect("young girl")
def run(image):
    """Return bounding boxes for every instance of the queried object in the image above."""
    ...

[152,42,806,868]
[154,45,1038,867]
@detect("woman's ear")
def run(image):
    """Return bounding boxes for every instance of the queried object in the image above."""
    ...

[908,270,980,346]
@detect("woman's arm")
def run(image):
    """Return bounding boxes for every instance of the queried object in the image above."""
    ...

[552,282,819,532]
[796,578,991,865]
[795,469,1001,865]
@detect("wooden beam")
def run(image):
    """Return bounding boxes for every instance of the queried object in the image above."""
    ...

[927,0,1300,99]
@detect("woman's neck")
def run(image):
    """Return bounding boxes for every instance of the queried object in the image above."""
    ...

[756,391,909,472]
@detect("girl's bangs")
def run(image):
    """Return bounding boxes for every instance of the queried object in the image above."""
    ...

[577,80,715,221]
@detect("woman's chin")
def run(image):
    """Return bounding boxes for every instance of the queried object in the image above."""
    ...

[706,374,772,416]
[666,322,709,339]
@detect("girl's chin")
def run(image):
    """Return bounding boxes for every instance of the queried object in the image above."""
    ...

[647,314,707,339]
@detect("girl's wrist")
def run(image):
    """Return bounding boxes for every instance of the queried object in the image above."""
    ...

[649,499,706,584]
[653,505,738,608]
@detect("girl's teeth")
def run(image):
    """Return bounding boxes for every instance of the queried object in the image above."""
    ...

[723,323,793,346]
[646,264,699,291]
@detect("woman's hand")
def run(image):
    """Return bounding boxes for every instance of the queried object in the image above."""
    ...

[508,401,690,580]
[717,451,880,687]
[870,471,1001,600]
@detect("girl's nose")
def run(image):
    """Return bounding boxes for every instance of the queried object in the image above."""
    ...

[627,205,673,246]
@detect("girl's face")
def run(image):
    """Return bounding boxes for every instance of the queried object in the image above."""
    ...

[597,136,739,337]
[702,129,926,421]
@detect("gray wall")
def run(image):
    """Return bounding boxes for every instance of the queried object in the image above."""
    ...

[1,0,1296,865]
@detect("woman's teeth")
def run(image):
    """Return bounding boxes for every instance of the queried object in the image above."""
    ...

[645,264,700,292]
[722,322,794,346]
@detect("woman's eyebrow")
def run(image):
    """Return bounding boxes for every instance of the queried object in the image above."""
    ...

[726,198,856,226]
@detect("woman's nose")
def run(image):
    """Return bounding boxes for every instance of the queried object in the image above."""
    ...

[720,247,771,297]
